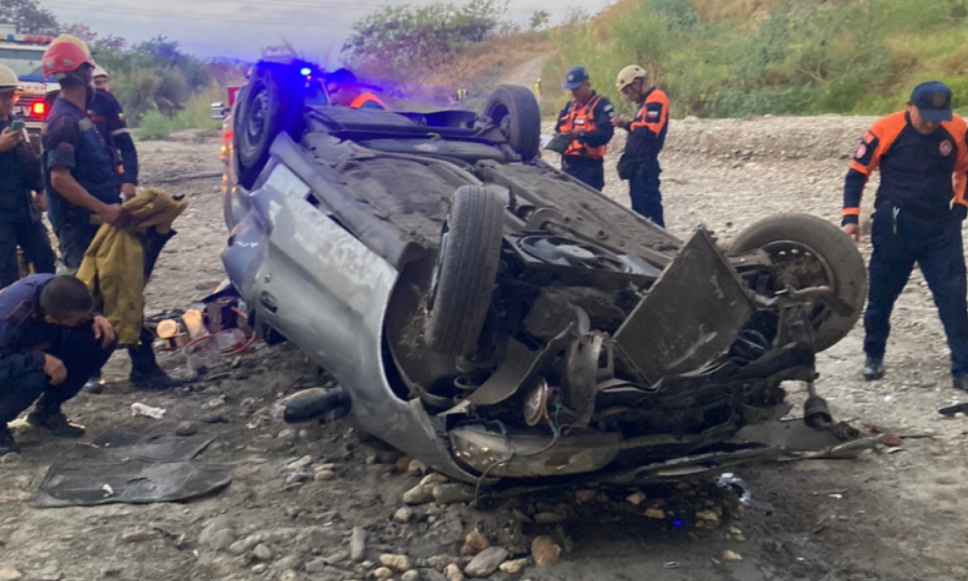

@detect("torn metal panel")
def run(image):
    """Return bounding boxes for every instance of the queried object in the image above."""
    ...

[614,228,756,384]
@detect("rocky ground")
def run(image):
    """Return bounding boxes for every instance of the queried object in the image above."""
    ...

[2,117,968,581]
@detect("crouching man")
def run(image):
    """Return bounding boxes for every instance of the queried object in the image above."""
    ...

[0,274,116,455]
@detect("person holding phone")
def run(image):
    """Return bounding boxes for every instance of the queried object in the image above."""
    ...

[0,64,56,288]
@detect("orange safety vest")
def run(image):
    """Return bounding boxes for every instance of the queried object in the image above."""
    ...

[350,92,387,110]
[558,95,605,159]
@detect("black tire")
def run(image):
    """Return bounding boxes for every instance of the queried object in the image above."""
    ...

[483,84,541,162]
[425,186,505,356]
[234,62,305,189]
[729,213,867,352]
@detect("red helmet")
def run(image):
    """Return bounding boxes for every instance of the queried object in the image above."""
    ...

[42,36,96,80]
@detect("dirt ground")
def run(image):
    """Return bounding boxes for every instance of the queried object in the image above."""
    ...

[2,117,968,581]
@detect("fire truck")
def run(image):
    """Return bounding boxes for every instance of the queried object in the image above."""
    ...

[1,23,56,152]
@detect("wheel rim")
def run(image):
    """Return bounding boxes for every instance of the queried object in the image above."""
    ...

[488,104,510,135]
[246,83,269,147]
[761,239,836,330]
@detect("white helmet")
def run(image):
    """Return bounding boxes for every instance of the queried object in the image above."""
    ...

[0,64,19,91]
[616,65,647,91]
[93,65,109,79]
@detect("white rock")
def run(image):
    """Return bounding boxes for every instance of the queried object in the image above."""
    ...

[463,547,508,578]
[444,563,464,581]
[287,455,312,471]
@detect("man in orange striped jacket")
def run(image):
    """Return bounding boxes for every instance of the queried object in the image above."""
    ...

[842,81,968,391]
[611,65,669,227]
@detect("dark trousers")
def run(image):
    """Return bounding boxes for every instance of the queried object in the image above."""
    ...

[0,220,56,289]
[864,205,968,376]
[54,221,160,376]
[562,156,605,191]
[0,320,115,424]
[629,163,664,228]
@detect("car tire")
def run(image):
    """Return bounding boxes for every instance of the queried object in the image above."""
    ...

[425,186,505,357]
[729,213,867,353]
[234,62,305,189]
[483,85,541,162]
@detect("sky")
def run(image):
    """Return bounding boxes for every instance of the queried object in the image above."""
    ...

[43,0,618,61]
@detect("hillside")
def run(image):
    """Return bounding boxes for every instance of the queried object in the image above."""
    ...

[444,0,968,119]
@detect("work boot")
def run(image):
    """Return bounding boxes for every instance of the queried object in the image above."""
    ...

[26,411,85,438]
[0,425,18,456]
[863,357,885,381]
[954,375,968,393]
[130,367,184,390]
[82,373,105,395]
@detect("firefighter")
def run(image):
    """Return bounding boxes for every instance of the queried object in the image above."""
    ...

[842,81,968,392]
[40,36,181,391]
[0,64,56,288]
[611,65,670,227]
[0,274,116,455]
[553,66,615,191]
[325,68,387,110]
[90,65,139,201]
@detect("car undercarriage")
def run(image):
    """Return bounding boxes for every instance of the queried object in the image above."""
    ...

[217,62,869,483]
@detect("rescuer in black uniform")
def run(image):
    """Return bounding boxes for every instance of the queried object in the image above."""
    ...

[91,65,139,201]
[41,35,181,391]
[0,64,56,288]
[841,81,968,392]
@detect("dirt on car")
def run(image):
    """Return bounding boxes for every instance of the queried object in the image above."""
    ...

[0,116,966,581]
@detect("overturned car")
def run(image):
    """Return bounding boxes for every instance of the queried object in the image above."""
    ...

[217,62,868,484]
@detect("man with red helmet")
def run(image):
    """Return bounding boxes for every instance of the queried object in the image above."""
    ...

[41,36,182,392]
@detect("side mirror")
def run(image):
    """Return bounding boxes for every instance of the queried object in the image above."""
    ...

[210,101,227,120]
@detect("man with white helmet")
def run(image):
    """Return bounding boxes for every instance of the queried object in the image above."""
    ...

[611,65,670,227]
[90,65,139,201]
[0,63,56,288]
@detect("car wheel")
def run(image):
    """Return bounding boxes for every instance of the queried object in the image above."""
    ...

[234,62,305,189]
[425,186,505,357]
[729,213,867,353]
[483,85,541,162]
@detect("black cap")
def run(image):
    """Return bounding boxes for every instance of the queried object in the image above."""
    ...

[563,66,589,90]
[910,81,953,123]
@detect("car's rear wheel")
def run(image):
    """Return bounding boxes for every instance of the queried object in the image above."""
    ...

[425,186,505,357]
[729,213,867,352]
[482,85,541,162]
[234,62,305,189]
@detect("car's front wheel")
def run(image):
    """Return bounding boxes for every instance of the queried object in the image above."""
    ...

[234,62,305,189]
[425,186,505,357]
[729,213,867,352]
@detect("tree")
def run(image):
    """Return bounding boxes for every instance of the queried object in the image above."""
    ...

[342,0,508,84]
[61,22,98,43]
[0,0,59,34]
[529,10,550,30]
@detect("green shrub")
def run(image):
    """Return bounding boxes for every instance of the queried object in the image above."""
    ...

[172,84,223,135]
[136,110,173,141]
[112,68,159,124]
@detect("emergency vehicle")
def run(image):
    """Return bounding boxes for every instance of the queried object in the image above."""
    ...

[0,23,56,152]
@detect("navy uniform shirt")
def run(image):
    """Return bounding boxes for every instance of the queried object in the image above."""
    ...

[0,273,57,376]
[842,111,968,224]
[0,118,43,224]
[88,89,138,186]
[42,97,119,231]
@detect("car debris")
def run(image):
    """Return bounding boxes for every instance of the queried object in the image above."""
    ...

[215,59,869,484]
